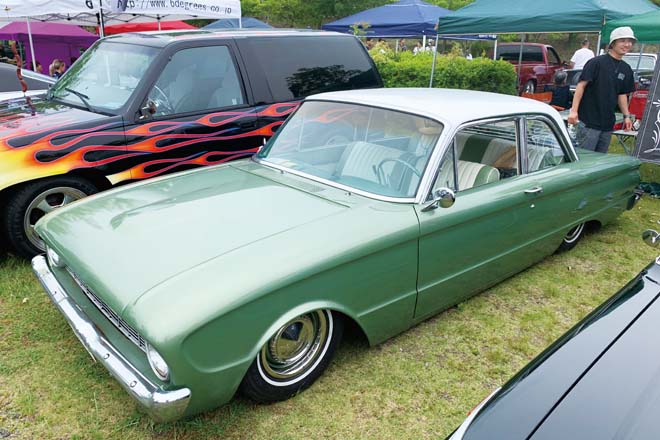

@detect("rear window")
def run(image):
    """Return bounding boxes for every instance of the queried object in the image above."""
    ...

[243,36,381,101]
[497,45,544,63]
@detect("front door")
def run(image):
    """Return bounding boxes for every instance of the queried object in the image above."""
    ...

[413,117,556,320]
[120,43,259,182]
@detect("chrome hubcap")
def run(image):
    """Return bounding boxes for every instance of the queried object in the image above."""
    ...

[260,310,330,380]
[24,187,87,250]
[564,222,585,243]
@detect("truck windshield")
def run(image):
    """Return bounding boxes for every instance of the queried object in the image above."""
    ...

[48,41,159,113]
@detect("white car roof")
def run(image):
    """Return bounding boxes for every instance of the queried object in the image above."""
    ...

[308,88,560,127]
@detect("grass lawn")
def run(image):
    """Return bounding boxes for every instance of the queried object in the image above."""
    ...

[2,194,659,439]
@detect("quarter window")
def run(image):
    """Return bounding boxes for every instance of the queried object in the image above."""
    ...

[146,45,243,117]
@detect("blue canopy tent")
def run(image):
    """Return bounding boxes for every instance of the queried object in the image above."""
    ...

[322,0,450,37]
[202,17,272,30]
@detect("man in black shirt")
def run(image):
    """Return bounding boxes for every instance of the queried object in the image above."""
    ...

[567,26,636,153]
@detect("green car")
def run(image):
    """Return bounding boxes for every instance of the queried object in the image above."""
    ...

[32,88,641,422]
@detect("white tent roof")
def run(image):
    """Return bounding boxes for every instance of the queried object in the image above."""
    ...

[0,0,241,25]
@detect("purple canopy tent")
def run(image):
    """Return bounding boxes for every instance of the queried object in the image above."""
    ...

[0,21,98,73]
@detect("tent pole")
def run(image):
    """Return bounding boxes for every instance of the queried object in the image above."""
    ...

[493,38,497,60]
[396,39,399,53]
[430,35,439,88]
[516,34,525,93]
[26,17,37,72]
[98,0,106,38]
[635,44,644,71]
[423,35,427,48]
[596,32,602,54]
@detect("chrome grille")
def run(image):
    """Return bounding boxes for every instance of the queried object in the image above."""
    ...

[68,270,147,352]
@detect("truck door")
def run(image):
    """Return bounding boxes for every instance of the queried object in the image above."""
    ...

[122,42,259,182]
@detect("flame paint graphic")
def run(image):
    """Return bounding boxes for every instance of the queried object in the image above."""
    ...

[0,102,299,189]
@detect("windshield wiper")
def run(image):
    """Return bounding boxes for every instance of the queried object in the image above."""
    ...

[63,87,93,112]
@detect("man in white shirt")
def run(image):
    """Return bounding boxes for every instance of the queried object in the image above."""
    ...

[570,39,595,69]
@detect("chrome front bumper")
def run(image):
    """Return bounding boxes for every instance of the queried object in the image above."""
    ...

[32,255,191,422]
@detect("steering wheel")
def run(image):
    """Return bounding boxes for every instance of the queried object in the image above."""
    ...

[375,158,422,187]
[150,85,174,115]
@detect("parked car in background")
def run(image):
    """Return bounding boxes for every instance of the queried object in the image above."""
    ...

[623,52,657,71]
[32,88,640,421]
[0,61,54,94]
[0,29,382,258]
[494,43,565,94]
[448,226,660,440]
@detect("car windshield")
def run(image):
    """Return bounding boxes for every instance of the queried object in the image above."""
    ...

[48,41,159,113]
[258,101,443,199]
[623,54,656,71]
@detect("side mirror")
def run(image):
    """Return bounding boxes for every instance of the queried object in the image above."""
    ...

[422,187,455,211]
[643,229,660,248]
[138,100,157,120]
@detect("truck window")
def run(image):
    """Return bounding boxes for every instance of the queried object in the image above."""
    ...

[547,47,561,65]
[146,45,244,117]
[497,45,544,63]
[243,36,381,101]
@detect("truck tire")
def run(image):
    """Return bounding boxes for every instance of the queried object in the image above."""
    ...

[522,80,536,94]
[4,176,97,258]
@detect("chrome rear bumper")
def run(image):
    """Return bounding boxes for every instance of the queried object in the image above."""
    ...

[32,255,191,422]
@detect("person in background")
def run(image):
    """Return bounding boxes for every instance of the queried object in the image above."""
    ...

[549,70,570,110]
[31,61,43,74]
[398,38,408,51]
[570,39,595,69]
[567,27,635,153]
[49,59,66,78]
[413,41,423,55]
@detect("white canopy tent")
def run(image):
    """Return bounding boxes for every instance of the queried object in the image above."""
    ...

[1,0,241,26]
[1,0,241,70]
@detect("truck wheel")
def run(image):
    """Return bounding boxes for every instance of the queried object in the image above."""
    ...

[522,80,536,94]
[4,177,97,259]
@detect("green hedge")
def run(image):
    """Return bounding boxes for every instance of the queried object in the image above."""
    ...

[370,49,517,95]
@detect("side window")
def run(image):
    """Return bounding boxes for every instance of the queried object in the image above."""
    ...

[522,46,544,63]
[451,120,518,191]
[244,36,381,101]
[526,119,567,173]
[146,45,243,117]
[548,47,561,65]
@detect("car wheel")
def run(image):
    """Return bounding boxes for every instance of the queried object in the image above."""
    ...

[522,80,536,94]
[557,222,586,252]
[4,176,97,258]
[240,309,343,403]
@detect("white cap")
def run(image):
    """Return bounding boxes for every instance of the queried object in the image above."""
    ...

[609,26,636,45]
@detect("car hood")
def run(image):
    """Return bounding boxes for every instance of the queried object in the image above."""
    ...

[0,98,120,190]
[37,161,359,317]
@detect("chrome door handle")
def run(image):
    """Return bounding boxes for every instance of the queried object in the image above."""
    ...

[524,186,543,194]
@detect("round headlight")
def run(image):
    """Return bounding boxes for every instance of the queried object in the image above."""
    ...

[146,344,170,381]
[47,247,65,268]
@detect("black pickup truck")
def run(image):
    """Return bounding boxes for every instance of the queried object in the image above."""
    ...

[0,29,382,258]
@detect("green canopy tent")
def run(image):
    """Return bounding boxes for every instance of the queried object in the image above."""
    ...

[436,0,658,35]
[603,10,660,44]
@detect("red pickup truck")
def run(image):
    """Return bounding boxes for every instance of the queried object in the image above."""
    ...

[495,43,566,94]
